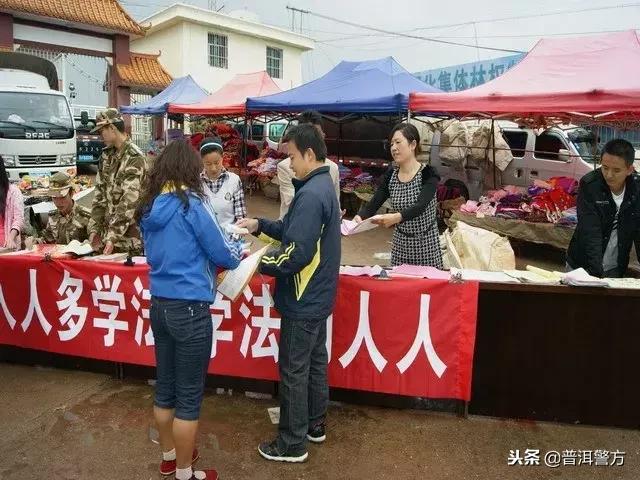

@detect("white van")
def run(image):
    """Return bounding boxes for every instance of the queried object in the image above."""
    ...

[232,120,287,150]
[0,67,76,181]
[429,122,597,199]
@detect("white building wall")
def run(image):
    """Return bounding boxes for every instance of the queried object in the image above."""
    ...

[133,21,307,94]
[129,23,184,78]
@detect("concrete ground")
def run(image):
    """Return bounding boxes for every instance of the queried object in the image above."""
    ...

[1,363,638,480]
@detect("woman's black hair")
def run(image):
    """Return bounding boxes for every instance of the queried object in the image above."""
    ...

[199,136,224,156]
[389,122,422,156]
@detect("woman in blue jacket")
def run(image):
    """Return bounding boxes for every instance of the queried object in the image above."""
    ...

[136,139,242,480]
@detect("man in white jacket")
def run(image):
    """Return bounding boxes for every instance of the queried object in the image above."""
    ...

[277,110,340,218]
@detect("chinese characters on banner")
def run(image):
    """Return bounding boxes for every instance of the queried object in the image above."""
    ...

[0,256,479,400]
[414,53,525,92]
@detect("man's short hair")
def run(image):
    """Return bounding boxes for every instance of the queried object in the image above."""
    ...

[297,110,323,126]
[602,139,635,167]
[284,124,327,162]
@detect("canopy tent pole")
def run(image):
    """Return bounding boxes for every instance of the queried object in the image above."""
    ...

[491,118,497,189]
[163,115,168,145]
[242,112,249,168]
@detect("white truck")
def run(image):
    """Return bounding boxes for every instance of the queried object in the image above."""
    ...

[0,53,76,181]
[428,121,598,199]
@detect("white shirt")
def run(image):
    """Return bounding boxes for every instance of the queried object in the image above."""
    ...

[201,170,244,228]
[602,187,625,274]
[277,157,340,219]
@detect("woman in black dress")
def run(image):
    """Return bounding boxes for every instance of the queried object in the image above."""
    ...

[354,123,443,268]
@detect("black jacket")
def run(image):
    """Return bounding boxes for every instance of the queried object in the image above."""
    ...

[257,166,341,321]
[567,169,640,277]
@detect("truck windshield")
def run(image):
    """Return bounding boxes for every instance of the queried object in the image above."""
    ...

[0,92,73,131]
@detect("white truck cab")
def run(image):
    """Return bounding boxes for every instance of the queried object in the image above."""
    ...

[0,65,77,181]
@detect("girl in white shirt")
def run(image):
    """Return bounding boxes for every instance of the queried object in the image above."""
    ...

[199,137,246,229]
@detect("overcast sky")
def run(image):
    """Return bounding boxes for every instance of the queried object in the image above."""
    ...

[119,0,640,81]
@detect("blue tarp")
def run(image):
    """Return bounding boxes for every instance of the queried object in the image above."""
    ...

[246,57,440,114]
[120,75,208,115]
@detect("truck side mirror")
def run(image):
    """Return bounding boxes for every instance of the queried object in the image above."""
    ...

[558,149,572,163]
[80,111,89,126]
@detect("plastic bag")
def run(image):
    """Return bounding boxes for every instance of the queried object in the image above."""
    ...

[447,221,516,271]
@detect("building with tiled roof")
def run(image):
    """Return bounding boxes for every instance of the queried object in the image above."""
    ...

[0,0,171,111]
[116,53,173,91]
[0,0,146,36]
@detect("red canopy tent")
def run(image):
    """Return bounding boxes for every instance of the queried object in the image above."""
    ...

[168,71,281,116]
[409,30,640,127]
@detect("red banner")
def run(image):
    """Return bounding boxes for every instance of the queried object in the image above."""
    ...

[0,256,479,400]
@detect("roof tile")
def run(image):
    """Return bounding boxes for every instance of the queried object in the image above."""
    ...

[1,0,146,36]
[116,53,172,91]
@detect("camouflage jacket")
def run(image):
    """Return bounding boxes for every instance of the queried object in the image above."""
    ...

[37,203,91,245]
[88,139,147,254]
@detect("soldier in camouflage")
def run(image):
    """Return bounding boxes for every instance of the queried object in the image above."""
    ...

[88,108,147,255]
[27,171,91,245]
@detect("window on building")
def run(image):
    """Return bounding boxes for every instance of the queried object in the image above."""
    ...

[208,33,228,69]
[266,46,283,79]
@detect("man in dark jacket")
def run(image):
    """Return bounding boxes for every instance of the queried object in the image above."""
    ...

[237,124,341,463]
[567,139,640,277]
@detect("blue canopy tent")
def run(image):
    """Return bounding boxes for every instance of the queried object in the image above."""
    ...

[120,75,208,115]
[246,57,440,115]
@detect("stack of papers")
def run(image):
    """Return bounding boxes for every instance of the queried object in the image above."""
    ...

[339,265,384,277]
[605,278,640,289]
[503,269,559,284]
[561,268,608,287]
[81,253,128,262]
[525,265,563,282]
[450,268,519,283]
[341,216,381,236]
[389,264,450,280]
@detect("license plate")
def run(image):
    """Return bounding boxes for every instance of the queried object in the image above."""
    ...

[78,155,94,161]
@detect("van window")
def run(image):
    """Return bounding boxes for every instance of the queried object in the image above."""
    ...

[269,123,286,143]
[502,130,527,158]
[251,124,265,141]
[534,132,567,161]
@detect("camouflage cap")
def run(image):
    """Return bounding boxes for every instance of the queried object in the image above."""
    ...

[90,108,124,133]
[47,171,73,198]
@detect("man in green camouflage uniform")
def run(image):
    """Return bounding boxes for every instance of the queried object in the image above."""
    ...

[88,108,147,255]
[27,171,91,245]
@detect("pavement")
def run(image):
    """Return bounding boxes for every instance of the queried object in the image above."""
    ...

[1,363,639,480]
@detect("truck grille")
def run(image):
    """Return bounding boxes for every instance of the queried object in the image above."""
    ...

[18,155,57,166]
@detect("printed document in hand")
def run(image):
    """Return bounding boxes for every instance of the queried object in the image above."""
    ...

[341,215,381,236]
[217,245,269,301]
[224,224,249,235]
